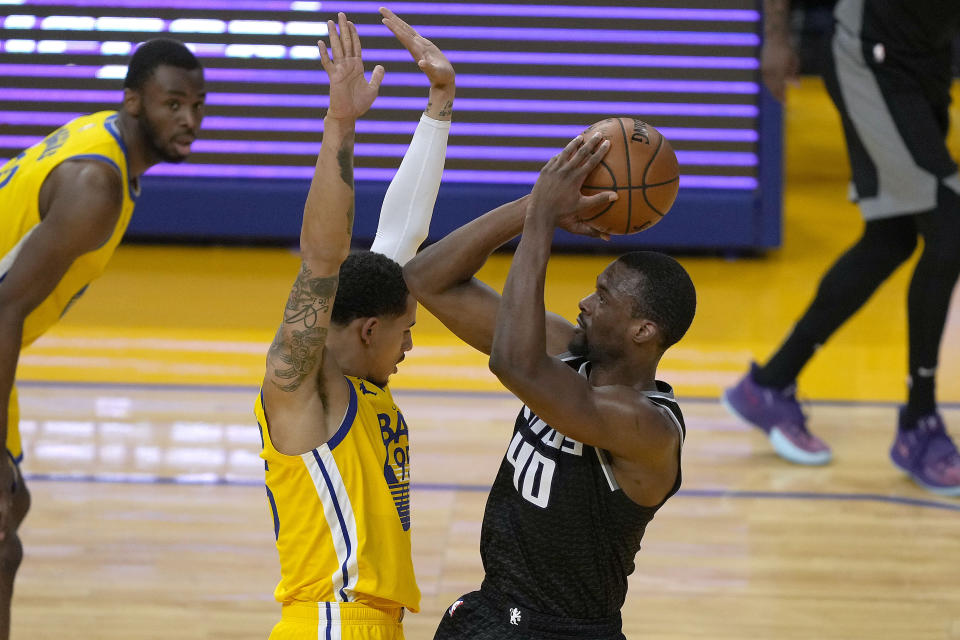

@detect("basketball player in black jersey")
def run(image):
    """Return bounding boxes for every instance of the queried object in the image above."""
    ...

[404,133,697,639]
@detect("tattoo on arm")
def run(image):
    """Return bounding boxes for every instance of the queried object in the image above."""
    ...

[438,100,453,117]
[283,266,335,326]
[345,202,355,236]
[268,265,338,392]
[336,145,353,189]
[269,326,329,392]
[335,141,356,234]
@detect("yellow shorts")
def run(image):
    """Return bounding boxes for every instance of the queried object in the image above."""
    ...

[6,384,21,463]
[269,601,405,640]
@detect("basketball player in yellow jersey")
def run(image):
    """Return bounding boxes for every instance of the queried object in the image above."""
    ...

[0,39,204,638]
[256,9,455,640]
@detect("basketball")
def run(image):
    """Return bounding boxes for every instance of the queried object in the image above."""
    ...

[579,117,679,235]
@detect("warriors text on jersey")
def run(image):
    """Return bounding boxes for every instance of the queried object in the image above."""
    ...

[0,111,139,459]
[256,375,420,612]
[479,354,685,618]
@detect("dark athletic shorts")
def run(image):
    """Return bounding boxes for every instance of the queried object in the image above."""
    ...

[433,588,625,640]
[825,23,959,220]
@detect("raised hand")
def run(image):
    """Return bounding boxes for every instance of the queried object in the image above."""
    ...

[528,134,617,238]
[318,12,385,121]
[380,7,454,89]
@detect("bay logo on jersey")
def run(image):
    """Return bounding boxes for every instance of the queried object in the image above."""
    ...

[506,406,583,508]
[0,152,25,189]
[378,407,411,530]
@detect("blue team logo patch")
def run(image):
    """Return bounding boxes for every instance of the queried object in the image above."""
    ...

[0,163,19,189]
[378,408,411,531]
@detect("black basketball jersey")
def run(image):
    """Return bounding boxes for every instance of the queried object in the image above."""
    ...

[478,354,685,618]
[834,0,960,106]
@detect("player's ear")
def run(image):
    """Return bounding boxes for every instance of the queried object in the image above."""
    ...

[631,318,659,345]
[359,317,380,346]
[122,88,142,117]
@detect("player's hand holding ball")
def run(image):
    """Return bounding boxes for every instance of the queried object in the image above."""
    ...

[527,133,618,239]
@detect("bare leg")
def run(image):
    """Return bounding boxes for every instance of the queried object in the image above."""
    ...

[0,456,30,640]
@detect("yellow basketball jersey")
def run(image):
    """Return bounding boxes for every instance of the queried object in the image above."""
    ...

[256,375,420,614]
[0,110,139,348]
[0,111,139,459]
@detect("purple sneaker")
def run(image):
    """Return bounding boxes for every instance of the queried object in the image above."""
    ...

[722,363,832,465]
[890,408,960,496]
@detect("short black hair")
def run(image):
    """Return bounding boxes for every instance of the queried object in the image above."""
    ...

[331,250,409,325]
[616,251,696,349]
[123,38,201,90]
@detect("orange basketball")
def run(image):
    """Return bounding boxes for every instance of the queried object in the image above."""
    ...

[580,117,679,235]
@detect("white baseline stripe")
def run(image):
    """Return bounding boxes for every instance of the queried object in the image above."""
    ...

[19,354,250,376]
[28,336,471,358]
[31,336,268,354]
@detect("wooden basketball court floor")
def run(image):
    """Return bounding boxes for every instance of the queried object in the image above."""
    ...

[11,79,960,639]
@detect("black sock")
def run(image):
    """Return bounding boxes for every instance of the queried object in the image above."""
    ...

[904,371,936,427]
[753,327,817,391]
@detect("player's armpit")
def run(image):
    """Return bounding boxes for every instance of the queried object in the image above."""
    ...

[261,263,350,455]
[605,398,682,506]
[581,387,680,467]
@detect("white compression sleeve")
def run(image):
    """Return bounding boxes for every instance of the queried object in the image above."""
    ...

[370,113,451,266]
